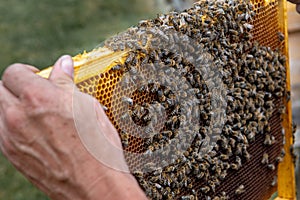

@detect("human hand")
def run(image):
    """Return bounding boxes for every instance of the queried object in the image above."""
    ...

[288,0,300,13]
[0,55,147,200]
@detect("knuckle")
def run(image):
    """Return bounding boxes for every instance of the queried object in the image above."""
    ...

[21,88,55,117]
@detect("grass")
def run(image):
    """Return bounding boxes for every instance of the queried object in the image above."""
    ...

[0,0,158,199]
[0,153,49,199]
[0,0,158,73]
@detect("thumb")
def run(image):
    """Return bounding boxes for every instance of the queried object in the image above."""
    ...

[49,55,75,88]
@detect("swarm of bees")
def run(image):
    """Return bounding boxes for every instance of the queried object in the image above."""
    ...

[103,0,289,199]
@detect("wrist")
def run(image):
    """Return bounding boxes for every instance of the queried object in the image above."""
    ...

[87,169,147,200]
[73,153,146,200]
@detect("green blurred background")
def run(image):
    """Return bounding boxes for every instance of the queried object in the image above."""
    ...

[0,0,159,199]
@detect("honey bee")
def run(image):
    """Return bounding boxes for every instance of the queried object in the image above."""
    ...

[205,196,212,200]
[122,96,133,106]
[246,130,255,142]
[275,156,284,163]
[200,186,210,193]
[282,136,286,145]
[162,130,173,138]
[144,137,153,147]
[165,115,179,127]
[133,170,144,180]
[293,121,297,134]
[220,154,229,161]
[99,103,108,111]
[222,162,231,170]
[271,176,277,186]
[164,165,176,173]
[125,41,134,49]
[151,141,160,151]
[149,175,160,183]
[243,149,251,161]
[229,29,239,36]
[150,82,160,93]
[219,191,229,200]
[139,179,149,190]
[235,185,245,195]
[120,131,129,148]
[154,183,162,190]
[111,64,123,71]
[162,186,171,198]
[231,163,239,170]
[278,32,285,42]
[199,162,209,171]
[243,23,253,31]
[143,114,152,123]
[149,186,160,199]
[213,196,220,200]
[278,105,286,114]
[235,143,243,155]
[264,134,275,146]
[110,44,120,52]
[267,164,275,171]
[196,171,205,179]
[181,195,197,200]
[119,42,125,51]
[138,85,149,93]
[261,153,269,165]
[236,156,242,167]
[125,51,135,65]
[280,148,286,157]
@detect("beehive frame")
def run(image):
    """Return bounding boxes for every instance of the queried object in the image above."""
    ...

[276,0,296,199]
[38,0,296,199]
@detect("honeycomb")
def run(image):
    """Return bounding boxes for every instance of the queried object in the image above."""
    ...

[251,0,281,48]
[39,0,294,199]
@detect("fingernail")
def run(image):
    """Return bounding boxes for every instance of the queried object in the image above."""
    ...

[60,55,74,79]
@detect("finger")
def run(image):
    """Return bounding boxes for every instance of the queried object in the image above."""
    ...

[49,55,75,89]
[2,63,49,98]
[0,81,19,112]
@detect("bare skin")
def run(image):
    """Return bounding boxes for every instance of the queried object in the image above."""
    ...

[288,0,300,13]
[0,55,147,200]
